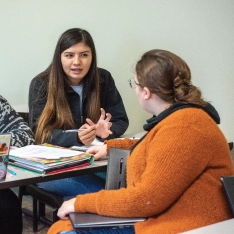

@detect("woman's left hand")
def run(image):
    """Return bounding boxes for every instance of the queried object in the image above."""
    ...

[57,198,76,220]
[86,108,112,139]
[86,144,108,160]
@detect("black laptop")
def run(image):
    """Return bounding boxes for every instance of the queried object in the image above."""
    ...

[69,212,146,229]
[220,176,234,215]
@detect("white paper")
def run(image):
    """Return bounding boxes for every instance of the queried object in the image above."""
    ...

[9,145,84,159]
[71,138,104,151]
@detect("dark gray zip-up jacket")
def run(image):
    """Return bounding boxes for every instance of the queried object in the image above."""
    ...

[28,68,129,147]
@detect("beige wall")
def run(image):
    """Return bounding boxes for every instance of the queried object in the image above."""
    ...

[0,0,234,141]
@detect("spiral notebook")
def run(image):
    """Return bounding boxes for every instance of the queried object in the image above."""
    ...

[8,144,93,174]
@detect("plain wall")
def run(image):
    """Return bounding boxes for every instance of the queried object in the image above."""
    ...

[0,0,234,141]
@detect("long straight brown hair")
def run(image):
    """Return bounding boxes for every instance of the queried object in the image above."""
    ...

[35,28,100,144]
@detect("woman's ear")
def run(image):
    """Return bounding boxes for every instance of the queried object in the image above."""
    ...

[143,87,151,100]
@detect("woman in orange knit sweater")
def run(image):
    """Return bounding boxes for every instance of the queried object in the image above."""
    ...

[48,49,234,234]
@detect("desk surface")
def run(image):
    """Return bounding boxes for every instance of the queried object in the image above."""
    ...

[181,218,234,234]
[0,160,107,189]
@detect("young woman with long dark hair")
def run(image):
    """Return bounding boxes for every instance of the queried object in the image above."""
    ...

[29,28,129,197]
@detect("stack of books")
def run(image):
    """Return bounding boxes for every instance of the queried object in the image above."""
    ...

[9,144,93,175]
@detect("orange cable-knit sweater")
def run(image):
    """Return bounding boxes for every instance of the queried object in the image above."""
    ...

[48,107,234,234]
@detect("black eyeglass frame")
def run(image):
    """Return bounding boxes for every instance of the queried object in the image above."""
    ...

[128,78,143,89]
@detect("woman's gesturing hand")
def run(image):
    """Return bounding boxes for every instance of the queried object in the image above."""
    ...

[86,108,112,139]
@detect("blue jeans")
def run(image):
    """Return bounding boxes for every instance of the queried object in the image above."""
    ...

[37,174,105,199]
[58,227,135,234]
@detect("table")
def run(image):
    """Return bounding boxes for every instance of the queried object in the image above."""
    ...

[180,218,234,234]
[0,160,107,190]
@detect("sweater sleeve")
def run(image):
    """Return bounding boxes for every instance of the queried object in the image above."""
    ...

[105,138,138,154]
[0,96,35,147]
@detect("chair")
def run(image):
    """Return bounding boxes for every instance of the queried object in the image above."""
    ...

[17,112,29,123]
[220,176,234,216]
[26,184,63,232]
[19,183,60,233]
[105,147,129,190]
[228,142,233,151]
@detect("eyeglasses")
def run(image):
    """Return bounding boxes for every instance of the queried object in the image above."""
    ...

[128,78,142,89]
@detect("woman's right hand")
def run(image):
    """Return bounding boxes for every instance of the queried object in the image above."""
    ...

[78,124,96,145]
[86,144,107,160]
[57,198,76,220]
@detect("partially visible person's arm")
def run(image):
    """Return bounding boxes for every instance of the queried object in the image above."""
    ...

[0,95,34,147]
[87,138,138,160]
